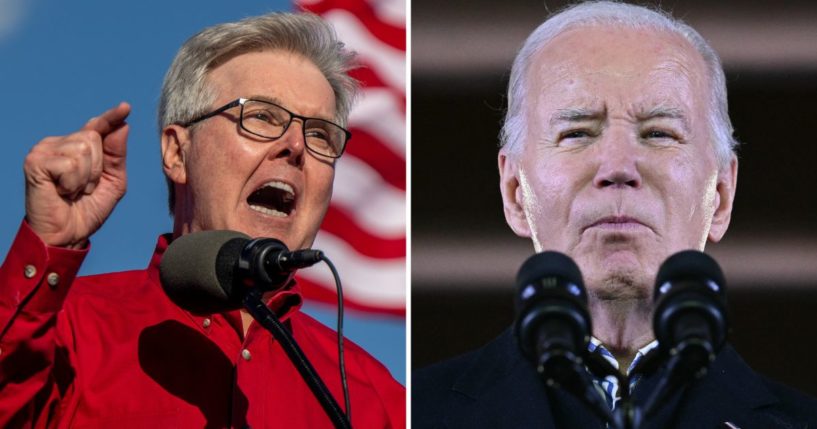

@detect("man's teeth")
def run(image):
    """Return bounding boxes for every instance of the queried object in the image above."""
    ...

[246,180,295,217]
[263,181,294,194]
[249,204,288,217]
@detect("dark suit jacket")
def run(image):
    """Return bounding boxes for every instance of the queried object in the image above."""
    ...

[413,329,817,428]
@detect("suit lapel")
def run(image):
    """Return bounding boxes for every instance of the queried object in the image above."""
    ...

[443,330,609,428]
[635,345,781,429]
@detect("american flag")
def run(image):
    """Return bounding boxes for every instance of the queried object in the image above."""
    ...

[294,0,406,316]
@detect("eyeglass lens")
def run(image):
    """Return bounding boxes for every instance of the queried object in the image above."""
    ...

[241,100,345,157]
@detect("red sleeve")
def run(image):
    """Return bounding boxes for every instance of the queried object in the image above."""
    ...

[0,221,87,427]
[360,350,406,429]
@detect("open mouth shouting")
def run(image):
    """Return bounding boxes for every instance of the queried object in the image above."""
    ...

[247,181,296,217]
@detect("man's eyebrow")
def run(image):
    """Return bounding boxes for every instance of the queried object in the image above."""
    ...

[549,108,606,127]
[247,94,285,106]
[636,106,691,132]
[246,94,336,122]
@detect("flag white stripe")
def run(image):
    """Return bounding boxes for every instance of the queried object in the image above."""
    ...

[334,156,406,238]
[369,0,406,28]
[302,233,406,307]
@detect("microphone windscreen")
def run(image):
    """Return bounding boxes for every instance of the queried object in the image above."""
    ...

[160,230,250,313]
[654,250,726,294]
[516,251,584,292]
[514,251,590,365]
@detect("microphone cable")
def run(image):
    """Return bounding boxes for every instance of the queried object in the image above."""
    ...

[317,254,352,422]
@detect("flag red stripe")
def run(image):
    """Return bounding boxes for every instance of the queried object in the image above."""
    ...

[322,205,406,258]
[300,0,406,51]
[345,129,405,190]
[349,67,406,103]
[296,276,406,316]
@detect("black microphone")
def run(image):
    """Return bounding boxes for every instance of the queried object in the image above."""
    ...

[514,252,620,427]
[514,251,592,379]
[652,250,728,380]
[159,230,323,313]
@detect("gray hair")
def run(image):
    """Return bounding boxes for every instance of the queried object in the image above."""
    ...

[158,12,358,214]
[499,1,738,168]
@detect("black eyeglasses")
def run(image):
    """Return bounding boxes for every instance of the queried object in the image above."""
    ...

[182,98,351,158]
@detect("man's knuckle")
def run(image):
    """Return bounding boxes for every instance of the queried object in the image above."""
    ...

[75,140,93,157]
[23,152,40,171]
[64,157,80,173]
[78,130,97,141]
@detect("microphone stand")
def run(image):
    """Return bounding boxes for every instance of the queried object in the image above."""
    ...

[637,338,713,422]
[598,339,711,429]
[535,350,620,429]
[242,288,352,429]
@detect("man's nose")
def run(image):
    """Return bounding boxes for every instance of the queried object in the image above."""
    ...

[592,130,642,189]
[269,119,306,166]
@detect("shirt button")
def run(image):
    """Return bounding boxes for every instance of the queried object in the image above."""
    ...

[241,349,252,361]
[24,265,36,279]
[202,318,211,328]
[46,272,60,288]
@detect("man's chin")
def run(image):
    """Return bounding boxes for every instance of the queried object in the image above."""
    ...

[590,274,650,301]
[584,263,652,302]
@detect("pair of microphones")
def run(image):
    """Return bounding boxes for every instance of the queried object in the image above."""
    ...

[514,250,728,428]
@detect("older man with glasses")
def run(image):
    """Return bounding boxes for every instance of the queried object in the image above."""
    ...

[0,12,404,429]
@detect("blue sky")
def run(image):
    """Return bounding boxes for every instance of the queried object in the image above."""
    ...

[0,0,404,383]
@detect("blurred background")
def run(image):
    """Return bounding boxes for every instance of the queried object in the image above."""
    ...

[0,0,405,383]
[412,0,817,395]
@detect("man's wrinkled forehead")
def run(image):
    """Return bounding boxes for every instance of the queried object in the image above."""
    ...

[547,102,693,133]
[523,24,709,124]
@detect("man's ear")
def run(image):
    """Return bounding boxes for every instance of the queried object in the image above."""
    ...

[498,151,532,238]
[708,156,738,243]
[161,125,190,186]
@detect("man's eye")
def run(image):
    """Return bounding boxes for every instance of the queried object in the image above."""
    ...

[305,128,330,141]
[642,129,676,140]
[246,110,284,125]
[555,129,598,147]
[251,113,271,122]
[561,130,590,139]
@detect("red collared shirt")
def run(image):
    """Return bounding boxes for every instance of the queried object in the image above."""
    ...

[0,222,405,428]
